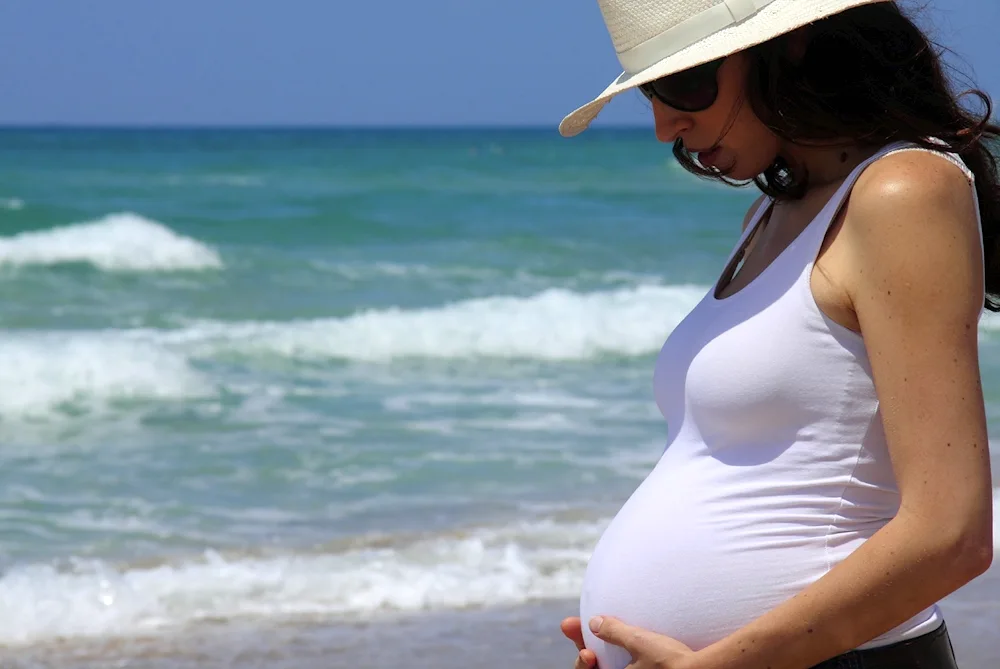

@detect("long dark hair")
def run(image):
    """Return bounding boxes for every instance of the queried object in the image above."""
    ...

[674,2,1000,311]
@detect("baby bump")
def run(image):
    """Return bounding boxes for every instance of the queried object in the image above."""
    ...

[577,474,828,669]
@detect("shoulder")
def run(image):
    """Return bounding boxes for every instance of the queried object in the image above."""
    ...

[741,194,769,232]
[851,148,976,221]
[842,148,983,315]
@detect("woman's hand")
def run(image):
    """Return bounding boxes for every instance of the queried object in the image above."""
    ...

[560,616,598,669]
[585,616,699,669]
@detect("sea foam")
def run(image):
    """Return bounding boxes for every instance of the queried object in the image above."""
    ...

[0,333,213,419]
[0,516,605,645]
[0,213,222,272]
[166,284,708,362]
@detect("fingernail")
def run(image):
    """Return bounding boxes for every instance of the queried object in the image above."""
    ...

[589,616,604,633]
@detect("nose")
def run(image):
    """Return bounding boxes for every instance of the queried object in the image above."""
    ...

[652,98,693,144]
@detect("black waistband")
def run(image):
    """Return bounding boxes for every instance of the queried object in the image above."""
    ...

[810,621,958,669]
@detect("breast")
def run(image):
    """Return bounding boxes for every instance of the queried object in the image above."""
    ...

[661,295,853,445]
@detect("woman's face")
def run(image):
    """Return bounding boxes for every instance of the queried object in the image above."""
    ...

[651,52,780,180]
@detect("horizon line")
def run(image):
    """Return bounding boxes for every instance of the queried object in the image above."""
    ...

[0,122,650,132]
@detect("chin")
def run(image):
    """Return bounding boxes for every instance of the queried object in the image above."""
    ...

[712,147,777,180]
[716,161,750,181]
[723,159,771,182]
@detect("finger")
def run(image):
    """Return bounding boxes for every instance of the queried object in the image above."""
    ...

[575,649,598,669]
[560,616,587,651]
[589,616,646,655]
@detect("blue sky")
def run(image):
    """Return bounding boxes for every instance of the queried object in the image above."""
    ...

[0,0,996,127]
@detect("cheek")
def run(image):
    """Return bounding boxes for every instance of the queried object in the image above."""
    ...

[727,112,780,178]
[706,78,778,175]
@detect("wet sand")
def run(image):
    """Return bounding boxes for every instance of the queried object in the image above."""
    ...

[6,562,998,669]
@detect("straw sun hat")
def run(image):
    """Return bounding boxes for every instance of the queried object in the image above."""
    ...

[559,0,891,137]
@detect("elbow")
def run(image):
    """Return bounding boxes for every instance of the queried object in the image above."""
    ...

[946,524,994,581]
[967,534,994,576]
[903,501,994,581]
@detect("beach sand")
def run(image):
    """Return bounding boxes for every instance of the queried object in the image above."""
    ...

[7,563,998,669]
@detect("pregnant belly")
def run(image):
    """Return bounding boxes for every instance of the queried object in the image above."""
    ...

[579,468,834,669]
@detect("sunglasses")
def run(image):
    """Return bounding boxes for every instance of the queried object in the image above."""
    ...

[638,57,726,112]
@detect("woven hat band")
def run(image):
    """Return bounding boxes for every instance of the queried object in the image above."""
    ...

[617,0,778,73]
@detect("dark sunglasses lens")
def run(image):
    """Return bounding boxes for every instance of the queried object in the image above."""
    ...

[643,59,722,112]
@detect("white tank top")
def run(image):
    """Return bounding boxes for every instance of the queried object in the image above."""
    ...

[579,142,982,669]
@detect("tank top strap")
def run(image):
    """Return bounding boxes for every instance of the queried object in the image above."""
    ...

[801,139,980,251]
[872,142,983,262]
[886,138,975,184]
[794,141,983,275]
[795,140,915,260]
[723,195,774,267]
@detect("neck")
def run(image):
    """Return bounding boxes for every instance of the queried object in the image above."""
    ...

[781,142,879,190]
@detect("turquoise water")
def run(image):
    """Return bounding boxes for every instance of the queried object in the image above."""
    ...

[0,128,996,647]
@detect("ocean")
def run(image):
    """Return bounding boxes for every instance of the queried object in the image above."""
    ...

[0,128,996,668]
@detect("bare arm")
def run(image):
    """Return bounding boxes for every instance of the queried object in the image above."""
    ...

[693,153,994,669]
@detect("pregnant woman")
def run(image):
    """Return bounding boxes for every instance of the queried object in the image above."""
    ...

[557,2,996,668]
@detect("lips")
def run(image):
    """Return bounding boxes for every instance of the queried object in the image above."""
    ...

[697,147,721,169]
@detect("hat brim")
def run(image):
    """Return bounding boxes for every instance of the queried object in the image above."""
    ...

[559,0,891,137]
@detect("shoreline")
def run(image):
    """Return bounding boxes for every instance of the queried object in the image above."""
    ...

[6,565,998,669]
